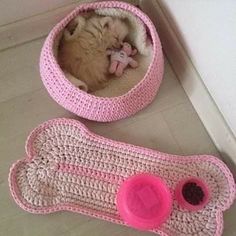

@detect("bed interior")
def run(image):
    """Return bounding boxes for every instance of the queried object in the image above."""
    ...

[54,7,153,97]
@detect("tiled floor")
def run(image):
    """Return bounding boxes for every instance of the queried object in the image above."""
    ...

[0,38,235,236]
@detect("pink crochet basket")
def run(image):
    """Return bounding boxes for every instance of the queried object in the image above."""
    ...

[39,1,164,122]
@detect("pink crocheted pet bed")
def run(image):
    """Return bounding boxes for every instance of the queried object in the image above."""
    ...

[9,119,235,236]
[40,1,164,122]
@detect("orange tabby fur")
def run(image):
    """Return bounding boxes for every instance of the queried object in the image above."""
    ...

[58,16,129,92]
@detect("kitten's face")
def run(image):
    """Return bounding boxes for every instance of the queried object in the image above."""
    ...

[101,17,129,48]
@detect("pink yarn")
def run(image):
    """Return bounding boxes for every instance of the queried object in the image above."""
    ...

[39,1,164,122]
[9,118,236,236]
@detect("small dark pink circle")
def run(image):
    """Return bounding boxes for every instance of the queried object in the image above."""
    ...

[175,177,210,211]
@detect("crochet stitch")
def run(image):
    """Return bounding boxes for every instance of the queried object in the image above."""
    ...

[9,119,236,236]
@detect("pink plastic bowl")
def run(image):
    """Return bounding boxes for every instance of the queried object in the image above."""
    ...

[175,177,210,211]
[39,1,164,122]
[116,173,172,230]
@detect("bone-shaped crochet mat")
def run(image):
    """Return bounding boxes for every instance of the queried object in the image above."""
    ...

[9,119,235,236]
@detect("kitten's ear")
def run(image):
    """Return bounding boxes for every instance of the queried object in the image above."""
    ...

[67,16,85,35]
[100,16,113,28]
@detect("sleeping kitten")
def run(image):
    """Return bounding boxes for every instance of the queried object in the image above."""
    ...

[58,16,129,92]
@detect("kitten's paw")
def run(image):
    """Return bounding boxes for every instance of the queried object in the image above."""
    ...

[64,72,88,92]
[74,80,88,92]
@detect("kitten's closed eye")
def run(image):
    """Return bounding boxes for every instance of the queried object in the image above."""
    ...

[113,37,122,48]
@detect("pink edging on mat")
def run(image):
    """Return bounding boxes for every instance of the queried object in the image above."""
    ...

[9,118,236,236]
